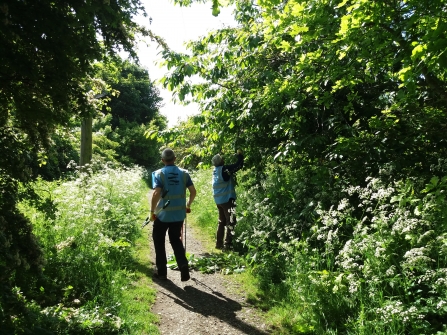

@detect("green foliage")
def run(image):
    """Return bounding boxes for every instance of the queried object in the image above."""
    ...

[0,210,45,334]
[32,127,80,180]
[162,0,447,182]
[0,0,148,142]
[6,165,152,334]
[235,163,447,333]
[94,59,167,168]
[111,120,161,168]
[90,116,163,168]
[0,3,151,328]
[161,1,447,331]
[158,115,208,170]
[95,59,165,129]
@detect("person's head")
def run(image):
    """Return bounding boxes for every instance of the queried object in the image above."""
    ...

[161,148,176,165]
[211,154,224,167]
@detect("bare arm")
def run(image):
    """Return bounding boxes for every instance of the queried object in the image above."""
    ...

[187,185,196,208]
[151,187,162,213]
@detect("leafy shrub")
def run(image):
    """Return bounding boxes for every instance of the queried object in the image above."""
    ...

[236,162,447,333]
[235,163,339,287]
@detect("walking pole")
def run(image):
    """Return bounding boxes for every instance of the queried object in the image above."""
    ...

[180,223,183,242]
[184,213,187,253]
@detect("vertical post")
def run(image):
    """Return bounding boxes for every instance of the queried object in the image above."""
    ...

[80,115,93,167]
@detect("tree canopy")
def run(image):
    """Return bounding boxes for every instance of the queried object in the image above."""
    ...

[0,0,148,142]
[0,0,149,329]
[162,0,447,183]
[96,59,164,128]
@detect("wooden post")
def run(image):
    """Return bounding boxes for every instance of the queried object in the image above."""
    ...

[80,115,92,167]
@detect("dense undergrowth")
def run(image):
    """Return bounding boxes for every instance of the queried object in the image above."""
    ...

[182,164,447,334]
[2,163,157,334]
[233,164,447,334]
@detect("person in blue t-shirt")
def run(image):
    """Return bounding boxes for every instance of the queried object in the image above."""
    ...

[211,149,244,250]
[151,148,196,281]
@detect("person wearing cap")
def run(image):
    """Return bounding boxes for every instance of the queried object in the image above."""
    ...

[151,148,196,281]
[212,149,244,250]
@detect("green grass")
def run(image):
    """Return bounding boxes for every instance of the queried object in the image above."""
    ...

[118,233,159,334]
[188,168,218,244]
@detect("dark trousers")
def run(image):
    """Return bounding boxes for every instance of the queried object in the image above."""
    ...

[216,199,236,247]
[153,219,187,276]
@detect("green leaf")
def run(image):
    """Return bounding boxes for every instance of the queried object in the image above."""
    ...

[145,129,159,140]
[212,0,221,17]
[291,3,305,15]
[336,0,349,8]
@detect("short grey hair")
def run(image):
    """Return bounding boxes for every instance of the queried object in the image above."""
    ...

[161,148,175,161]
[211,154,223,166]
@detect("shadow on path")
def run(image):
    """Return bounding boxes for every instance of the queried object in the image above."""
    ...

[155,277,269,335]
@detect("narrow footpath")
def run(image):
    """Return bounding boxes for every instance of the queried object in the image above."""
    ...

[147,219,271,335]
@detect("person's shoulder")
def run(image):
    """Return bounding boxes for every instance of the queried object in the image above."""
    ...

[153,168,163,175]
[177,167,193,178]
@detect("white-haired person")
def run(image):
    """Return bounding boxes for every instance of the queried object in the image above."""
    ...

[211,149,244,250]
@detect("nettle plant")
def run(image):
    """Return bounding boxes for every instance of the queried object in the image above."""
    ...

[308,176,447,333]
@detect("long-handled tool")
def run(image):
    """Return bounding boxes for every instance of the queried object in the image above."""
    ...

[141,189,170,229]
[141,200,171,229]
[184,213,187,253]
[180,211,187,252]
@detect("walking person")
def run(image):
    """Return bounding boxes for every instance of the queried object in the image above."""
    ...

[151,148,196,281]
[211,149,244,250]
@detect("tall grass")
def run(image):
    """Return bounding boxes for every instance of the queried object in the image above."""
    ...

[18,163,157,334]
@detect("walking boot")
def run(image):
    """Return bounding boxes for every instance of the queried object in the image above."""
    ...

[180,264,190,282]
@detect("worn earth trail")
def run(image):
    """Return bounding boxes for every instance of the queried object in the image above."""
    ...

[145,213,271,335]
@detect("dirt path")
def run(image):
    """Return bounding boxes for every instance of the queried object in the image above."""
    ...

[147,219,271,335]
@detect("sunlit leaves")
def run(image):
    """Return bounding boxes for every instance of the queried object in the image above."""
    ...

[162,1,447,332]
[336,0,349,9]
[289,23,309,36]
[397,66,413,84]
[411,43,427,60]
[161,0,447,181]
[212,0,221,16]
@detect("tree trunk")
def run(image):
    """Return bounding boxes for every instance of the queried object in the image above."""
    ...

[80,116,92,167]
